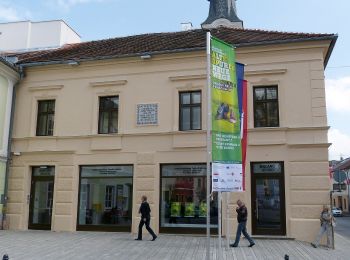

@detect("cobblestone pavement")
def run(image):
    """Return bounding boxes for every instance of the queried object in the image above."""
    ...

[0,231,349,260]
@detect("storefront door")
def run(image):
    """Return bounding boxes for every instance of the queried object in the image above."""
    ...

[251,162,286,235]
[29,166,55,230]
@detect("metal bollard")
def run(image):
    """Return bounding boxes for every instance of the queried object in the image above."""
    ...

[2,254,9,260]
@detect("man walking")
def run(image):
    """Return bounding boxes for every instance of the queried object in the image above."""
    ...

[135,195,157,241]
[230,199,255,247]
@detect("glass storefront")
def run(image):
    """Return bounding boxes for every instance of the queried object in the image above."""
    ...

[78,165,133,231]
[160,164,218,232]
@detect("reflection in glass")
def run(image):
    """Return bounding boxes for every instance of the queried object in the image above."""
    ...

[192,107,201,130]
[181,93,191,105]
[254,88,265,100]
[32,181,54,225]
[181,107,191,130]
[255,178,281,229]
[160,164,218,228]
[78,166,133,227]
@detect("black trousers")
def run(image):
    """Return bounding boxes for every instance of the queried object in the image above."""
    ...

[137,218,156,239]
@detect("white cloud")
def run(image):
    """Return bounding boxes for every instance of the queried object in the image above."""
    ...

[0,1,32,22]
[0,4,21,21]
[328,128,350,160]
[50,0,106,10]
[326,77,350,113]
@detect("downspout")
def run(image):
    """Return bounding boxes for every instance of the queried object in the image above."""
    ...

[1,66,22,230]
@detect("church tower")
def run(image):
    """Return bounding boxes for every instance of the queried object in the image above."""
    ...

[202,0,243,29]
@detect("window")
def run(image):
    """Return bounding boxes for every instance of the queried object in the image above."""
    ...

[98,96,119,134]
[179,91,201,131]
[253,86,279,127]
[78,165,133,231]
[160,164,218,231]
[36,100,55,136]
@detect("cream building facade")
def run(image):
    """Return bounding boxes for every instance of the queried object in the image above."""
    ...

[4,25,337,243]
[0,57,19,227]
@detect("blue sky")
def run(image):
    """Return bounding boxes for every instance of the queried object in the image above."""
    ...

[1,0,349,159]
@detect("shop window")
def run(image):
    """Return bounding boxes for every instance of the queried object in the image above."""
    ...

[36,100,55,136]
[78,165,133,231]
[179,91,201,131]
[160,164,218,231]
[253,86,279,128]
[98,96,119,134]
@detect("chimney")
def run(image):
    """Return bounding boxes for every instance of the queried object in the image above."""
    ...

[181,22,193,31]
[202,0,243,29]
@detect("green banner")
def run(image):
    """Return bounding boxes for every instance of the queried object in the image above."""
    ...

[211,37,241,163]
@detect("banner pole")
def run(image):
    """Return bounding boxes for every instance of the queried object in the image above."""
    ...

[218,192,222,259]
[206,31,211,260]
[226,192,230,250]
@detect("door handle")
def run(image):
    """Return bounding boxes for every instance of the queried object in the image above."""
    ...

[27,195,31,205]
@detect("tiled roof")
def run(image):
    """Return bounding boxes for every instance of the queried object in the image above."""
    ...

[14,27,337,65]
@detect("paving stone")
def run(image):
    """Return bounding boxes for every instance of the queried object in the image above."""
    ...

[0,231,349,260]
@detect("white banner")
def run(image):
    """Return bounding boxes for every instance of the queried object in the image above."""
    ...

[212,163,243,192]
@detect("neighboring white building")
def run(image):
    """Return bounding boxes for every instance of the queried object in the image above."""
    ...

[0,20,81,52]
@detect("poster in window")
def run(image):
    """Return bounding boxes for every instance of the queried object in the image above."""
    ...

[184,202,194,217]
[170,202,181,217]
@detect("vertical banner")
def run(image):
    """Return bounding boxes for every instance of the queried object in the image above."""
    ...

[235,63,246,191]
[211,37,243,192]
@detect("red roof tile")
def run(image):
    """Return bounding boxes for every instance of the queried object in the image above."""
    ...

[14,27,336,64]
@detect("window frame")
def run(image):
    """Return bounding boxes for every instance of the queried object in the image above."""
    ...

[98,95,119,134]
[179,91,202,131]
[36,99,55,136]
[253,85,279,128]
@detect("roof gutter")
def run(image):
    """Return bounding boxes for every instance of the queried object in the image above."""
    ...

[1,72,21,229]
[323,34,338,68]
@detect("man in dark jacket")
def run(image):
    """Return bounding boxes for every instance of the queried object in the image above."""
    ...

[230,200,255,247]
[135,195,157,241]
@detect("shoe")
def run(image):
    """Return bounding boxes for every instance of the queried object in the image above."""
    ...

[311,243,317,248]
[151,236,157,241]
[135,238,142,240]
[230,244,238,247]
[248,243,255,247]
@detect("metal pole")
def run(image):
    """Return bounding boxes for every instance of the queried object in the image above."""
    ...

[347,170,350,214]
[206,31,212,260]
[330,191,335,250]
[226,192,230,250]
[218,192,222,259]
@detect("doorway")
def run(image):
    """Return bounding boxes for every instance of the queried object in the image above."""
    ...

[251,162,286,236]
[28,166,55,230]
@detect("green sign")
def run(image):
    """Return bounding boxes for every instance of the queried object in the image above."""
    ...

[211,37,241,163]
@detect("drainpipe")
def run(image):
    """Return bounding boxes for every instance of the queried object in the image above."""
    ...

[1,67,22,229]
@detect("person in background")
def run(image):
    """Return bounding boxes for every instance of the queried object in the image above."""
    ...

[311,205,333,249]
[230,199,255,247]
[135,195,157,241]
